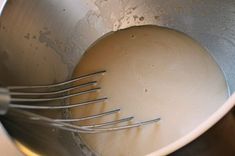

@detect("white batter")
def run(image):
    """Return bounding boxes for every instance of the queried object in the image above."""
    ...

[71,26,228,156]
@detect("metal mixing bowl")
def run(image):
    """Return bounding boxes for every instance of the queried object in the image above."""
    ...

[0,0,234,155]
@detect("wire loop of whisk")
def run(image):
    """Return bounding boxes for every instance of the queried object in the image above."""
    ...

[0,70,160,133]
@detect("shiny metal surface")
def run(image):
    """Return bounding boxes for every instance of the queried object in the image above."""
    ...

[0,0,7,15]
[0,0,234,155]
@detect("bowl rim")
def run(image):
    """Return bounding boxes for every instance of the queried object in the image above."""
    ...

[148,93,235,156]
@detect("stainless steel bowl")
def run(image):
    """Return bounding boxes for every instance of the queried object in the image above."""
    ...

[0,0,234,155]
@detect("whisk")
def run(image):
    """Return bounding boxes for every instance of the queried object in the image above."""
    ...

[0,71,160,133]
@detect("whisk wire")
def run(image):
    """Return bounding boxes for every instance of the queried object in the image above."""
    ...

[7,71,106,90]
[1,70,160,133]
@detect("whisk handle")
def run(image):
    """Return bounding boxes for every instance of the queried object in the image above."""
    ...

[0,88,10,115]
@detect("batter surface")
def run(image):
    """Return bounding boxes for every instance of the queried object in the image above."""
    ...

[71,26,228,156]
